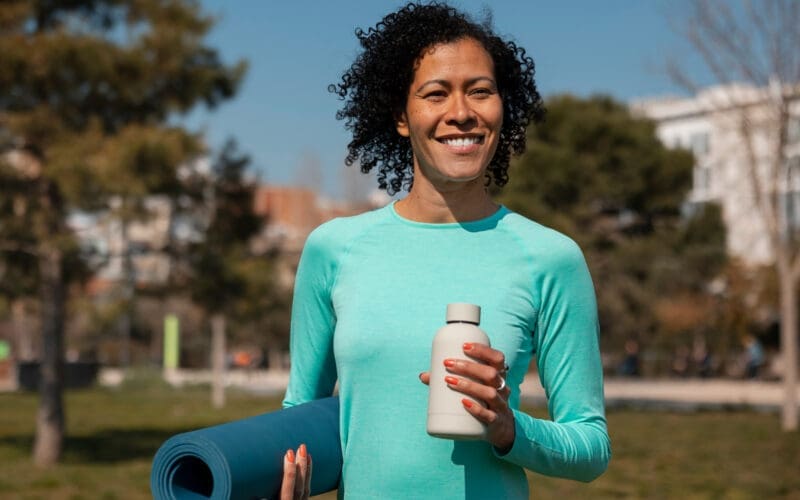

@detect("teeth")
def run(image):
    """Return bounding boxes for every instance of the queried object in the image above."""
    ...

[441,137,480,147]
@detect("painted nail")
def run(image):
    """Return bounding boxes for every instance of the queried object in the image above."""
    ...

[462,399,474,408]
[445,376,459,385]
[286,449,295,463]
[463,342,473,351]
[299,444,307,458]
[443,359,455,368]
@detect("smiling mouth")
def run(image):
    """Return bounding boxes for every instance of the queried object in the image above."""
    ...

[437,136,484,147]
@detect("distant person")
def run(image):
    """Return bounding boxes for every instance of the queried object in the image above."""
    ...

[617,339,641,377]
[671,345,691,378]
[691,337,713,378]
[742,334,764,379]
[277,2,610,498]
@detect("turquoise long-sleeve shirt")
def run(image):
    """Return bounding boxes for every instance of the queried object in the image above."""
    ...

[283,202,610,499]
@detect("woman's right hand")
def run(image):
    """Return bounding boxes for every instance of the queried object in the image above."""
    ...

[280,444,312,499]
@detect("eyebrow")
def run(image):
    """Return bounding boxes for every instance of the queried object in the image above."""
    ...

[414,76,497,94]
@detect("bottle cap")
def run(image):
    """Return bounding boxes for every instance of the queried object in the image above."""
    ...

[446,303,480,324]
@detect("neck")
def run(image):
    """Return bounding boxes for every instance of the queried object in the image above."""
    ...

[395,178,498,223]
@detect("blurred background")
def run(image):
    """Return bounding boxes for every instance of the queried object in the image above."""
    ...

[0,0,799,498]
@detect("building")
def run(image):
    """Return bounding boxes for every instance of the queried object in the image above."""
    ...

[252,185,389,287]
[65,183,389,293]
[632,83,800,265]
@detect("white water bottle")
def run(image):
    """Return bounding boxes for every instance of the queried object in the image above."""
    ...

[427,303,490,440]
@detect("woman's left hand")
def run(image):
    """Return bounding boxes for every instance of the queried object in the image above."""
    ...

[419,342,515,453]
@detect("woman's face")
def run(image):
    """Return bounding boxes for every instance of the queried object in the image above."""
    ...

[396,37,503,191]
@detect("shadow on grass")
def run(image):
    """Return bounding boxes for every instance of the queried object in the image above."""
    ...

[0,426,198,464]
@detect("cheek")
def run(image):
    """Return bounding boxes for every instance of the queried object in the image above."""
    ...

[480,100,504,134]
[492,103,504,130]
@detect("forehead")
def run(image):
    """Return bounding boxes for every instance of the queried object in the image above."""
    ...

[411,38,495,80]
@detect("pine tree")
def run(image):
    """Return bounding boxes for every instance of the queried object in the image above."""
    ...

[184,139,263,408]
[0,0,246,465]
[500,95,728,368]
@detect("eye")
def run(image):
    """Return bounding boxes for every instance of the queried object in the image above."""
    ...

[469,87,495,99]
[423,90,447,102]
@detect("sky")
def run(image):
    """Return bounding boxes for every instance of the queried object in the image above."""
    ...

[186,0,710,200]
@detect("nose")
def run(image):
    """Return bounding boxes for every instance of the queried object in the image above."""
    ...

[445,93,475,125]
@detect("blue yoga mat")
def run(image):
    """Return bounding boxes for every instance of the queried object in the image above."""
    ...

[150,397,341,500]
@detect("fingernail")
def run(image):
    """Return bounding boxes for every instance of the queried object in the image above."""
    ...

[462,399,473,408]
[445,376,459,385]
[299,444,307,458]
[463,342,473,351]
[286,449,295,463]
[443,359,455,368]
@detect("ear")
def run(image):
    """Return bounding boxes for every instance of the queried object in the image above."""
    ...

[395,111,410,138]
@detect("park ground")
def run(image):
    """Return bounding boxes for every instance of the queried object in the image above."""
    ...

[0,370,799,499]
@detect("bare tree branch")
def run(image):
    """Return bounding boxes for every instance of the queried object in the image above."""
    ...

[665,57,701,95]
[737,109,774,239]
[694,0,768,85]
[668,0,800,431]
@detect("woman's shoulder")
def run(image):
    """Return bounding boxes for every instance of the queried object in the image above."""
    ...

[499,209,584,257]
[499,209,593,285]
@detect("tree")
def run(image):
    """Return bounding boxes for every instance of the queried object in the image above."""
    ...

[0,148,42,361]
[0,0,245,465]
[184,140,262,408]
[499,95,727,371]
[668,0,800,431]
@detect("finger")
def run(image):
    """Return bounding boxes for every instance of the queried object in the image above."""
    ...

[462,343,507,372]
[460,397,501,425]
[295,444,308,499]
[280,449,297,500]
[304,453,313,498]
[462,397,516,452]
[444,375,506,409]
[418,371,430,385]
[443,358,500,388]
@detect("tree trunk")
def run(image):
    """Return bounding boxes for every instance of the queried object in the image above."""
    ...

[779,265,799,431]
[32,247,65,466]
[211,313,226,409]
[12,299,35,361]
[119,217,134,368]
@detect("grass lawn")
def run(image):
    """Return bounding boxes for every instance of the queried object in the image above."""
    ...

[1,377,799,499]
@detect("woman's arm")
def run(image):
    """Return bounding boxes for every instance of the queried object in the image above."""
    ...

[283,225,340,407]
[280,226,342,499]
[497,240,610,481]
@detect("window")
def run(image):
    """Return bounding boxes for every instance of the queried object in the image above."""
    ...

[692,163,713,197]
[788,117,800,144]
[689,131,710,157]
[781,156,800,230]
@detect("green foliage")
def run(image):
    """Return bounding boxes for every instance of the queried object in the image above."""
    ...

[1,387,799,498]
[0,0,247,463]
[187,140,263,315]
[229,255,292,349]
[499,95,728,354]
[502,95,694,241]
[0,0,246,239]
[0,0,248,312]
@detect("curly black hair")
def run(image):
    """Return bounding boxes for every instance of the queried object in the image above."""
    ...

[329,2,545,195]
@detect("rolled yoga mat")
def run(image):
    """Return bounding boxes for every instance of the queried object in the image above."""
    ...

[150,397,341,500]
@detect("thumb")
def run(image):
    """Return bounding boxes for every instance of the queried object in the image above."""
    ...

[418,371,431,385]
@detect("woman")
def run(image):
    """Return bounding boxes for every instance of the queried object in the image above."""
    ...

[280,3,611,498]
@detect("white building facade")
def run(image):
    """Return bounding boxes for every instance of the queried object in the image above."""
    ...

[632,84,800,266]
